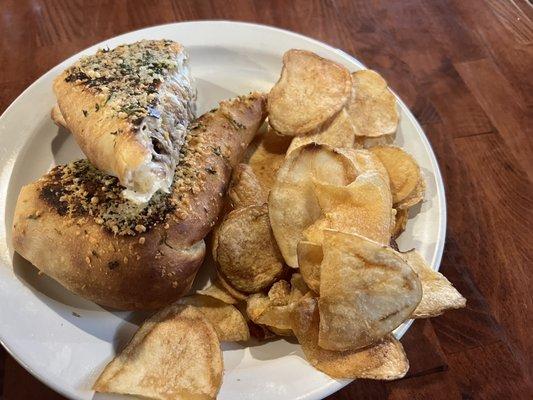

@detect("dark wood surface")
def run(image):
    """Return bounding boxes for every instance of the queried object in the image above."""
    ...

[1,0,532,399]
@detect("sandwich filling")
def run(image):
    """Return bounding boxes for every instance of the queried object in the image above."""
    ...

[39,119,215,236]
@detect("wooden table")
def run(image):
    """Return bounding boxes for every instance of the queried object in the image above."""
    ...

[1,1,531,399]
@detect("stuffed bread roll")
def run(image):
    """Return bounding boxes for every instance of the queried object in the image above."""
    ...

[12,93,266,310]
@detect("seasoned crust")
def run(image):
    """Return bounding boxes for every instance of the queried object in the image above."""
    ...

[12,93,267,310]
[53,40,196,203]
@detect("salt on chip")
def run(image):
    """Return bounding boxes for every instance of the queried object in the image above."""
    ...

[318,230,422,351]
[297,241,323,294]
[369,145,424,207]
[401,250,466,318]
[177,295,250,342]
[269,144,357,267]
[346,70,399,138]
[213,204,285,293]
[291,296,409,380]
[268,49,352,136]
[94,304,223,399]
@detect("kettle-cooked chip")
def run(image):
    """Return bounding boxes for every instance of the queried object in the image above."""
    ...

[213,204,285,293]
[94,304,223,399]
[318,230,422,351]
[247,126,292,191]
[177,294,250,342]
[370,145,424,207]
[401,250,466,318]
[304,170,392,245]
[246,275,309,336]
[291,296,409,379]
[197,280,239,305]
[269,144,357,267]
[287,109,356,154]
[346,70,399,138]
[268,49,352,136]
[297,241,323,293]
[392,208,408,239]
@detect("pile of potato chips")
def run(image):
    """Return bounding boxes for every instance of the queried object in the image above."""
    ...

[94,49,465,399]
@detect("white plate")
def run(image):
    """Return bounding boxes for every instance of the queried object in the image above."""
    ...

[0,21,446,400]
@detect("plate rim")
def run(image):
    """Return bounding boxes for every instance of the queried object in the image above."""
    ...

[0,20,446,400]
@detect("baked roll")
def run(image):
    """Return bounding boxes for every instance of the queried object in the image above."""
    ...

[12,93,266,310]
[53,40,196,203]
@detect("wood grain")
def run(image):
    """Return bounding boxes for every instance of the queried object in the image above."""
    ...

[1,0,532,399]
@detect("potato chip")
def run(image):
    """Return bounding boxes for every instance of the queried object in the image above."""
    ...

[213,204,285,293]
[401,250,466,318]
[318,230,422,351]
[215,272,248,302]
[370,145,424,207]
[346,70,399,137]
[268,280,292,306]
[397,178,426,210]
[392,208,408,239]
[291,296,409,379]
[246,275,308,336]
[304,170,392,245]
[269,144,357,267]
[354,133,395,149]
[287,109,356,154]
[247,293,293,335]
[228,163,268,208]
[289,272,310,302]
[247,126,292,191]
[197,280,239,305]
[268,49,352,136]
[177,295,250,342]
[297,241,323,293]
[94,304,223,399]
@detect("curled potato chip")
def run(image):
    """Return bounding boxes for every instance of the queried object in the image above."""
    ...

[397,178,425,210]
[269,144,358,267]
[177,294,250,342]
[94,304,223,399]
[291,296,409,380]
[401,250,466,318]
[247,126,292,191]
[268,49,352,136]
[213,204,285,293]
[346,70,399,138]
[370,145,424,207]
[228,163,268,208]
[354,133,395,149]
[287,109,356,154]
[289,273,310,302]
[197,280,239,305]
[297,241,323,293]
[392,208,408,239]
[215,272,248,302]
[246,275,309,336]
[304,170,393,245]
[318,230,422,351]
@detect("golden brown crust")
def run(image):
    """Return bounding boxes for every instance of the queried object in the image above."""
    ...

[12,93,266,310]
[54,72,147,181]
